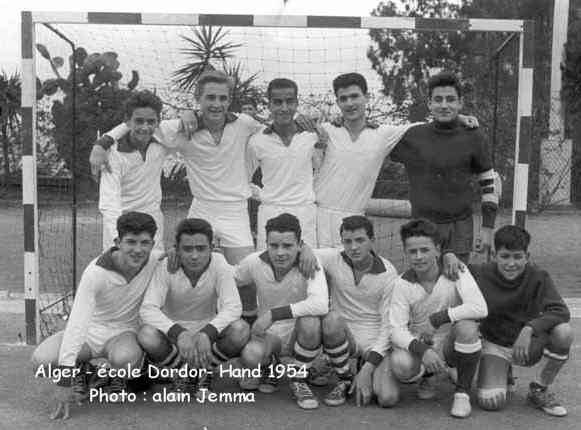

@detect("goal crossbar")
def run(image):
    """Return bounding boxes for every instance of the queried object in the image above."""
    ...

[21,11,535,344]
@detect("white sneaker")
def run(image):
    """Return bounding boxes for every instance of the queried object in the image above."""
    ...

[450,392,472,418]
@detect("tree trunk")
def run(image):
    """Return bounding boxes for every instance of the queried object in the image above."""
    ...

[1,124,10,185]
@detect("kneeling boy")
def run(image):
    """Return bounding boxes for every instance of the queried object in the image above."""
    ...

[236,213,328,409]
[315,215,398,407]
[387,219,488,418]
[138,218,249,397]
[32,212,161,420]
[472,225,573,417]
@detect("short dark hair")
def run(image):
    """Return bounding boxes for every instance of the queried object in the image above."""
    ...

[400,218,442,247]
[340,215,374,239]
[175,218,213,246]
[123,90,163,119]
[267,78,298,100]
[265,213,302,242]
[332,72,368,95]
[494,225,531,252]
[240,97,257,108]
[428,71,462,99]
[116,211,157,241]
[195,70,234,99]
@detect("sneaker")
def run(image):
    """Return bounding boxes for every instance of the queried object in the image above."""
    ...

[71,363,90,403]
[289,380,319,409]
[450,392,472,418]
[258,372,279,394]
[527,383,567,417]
[105,376,128,402]
[88,358,110,390]
[239,375,260,391]
[323,379,351,406]
[172,365,196,394]
[195,370,215,401]
[417,376,436,400]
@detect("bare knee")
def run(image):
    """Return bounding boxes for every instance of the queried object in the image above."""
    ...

[377,392,399,408]
[219,320,251,356]
[137,325,164,350]
[107,333,143,368]
[390,349,419,381]
[550,323,574,350]
[321,311,346,345]
[241,340,267,368]
[454,320,480,344]
[295,316,321,348]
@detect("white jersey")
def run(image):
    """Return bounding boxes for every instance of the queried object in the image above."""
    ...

[247,127,320,206]
[389,269,488,352]
[316,248,397,364]
[160,113,262,202]
[315,122,412,213]
[234,251,328,321]
[58,249,163,367]
[140,253,241,340]
[98,136,168,225]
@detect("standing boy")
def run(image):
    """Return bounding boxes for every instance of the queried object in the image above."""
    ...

[390,71,500,262]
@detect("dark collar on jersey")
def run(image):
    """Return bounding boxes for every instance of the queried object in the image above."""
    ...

[431,118,461,131]
[263,121,307,135]
[340,250,386,274]
[196,112,238,131]
[401,265,444,284]
[116,133,160,153]
[96,246,151,279]
[96,246,128,277]
[331,117,379,129]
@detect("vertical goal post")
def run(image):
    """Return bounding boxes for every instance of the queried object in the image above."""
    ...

[21,11,534,345]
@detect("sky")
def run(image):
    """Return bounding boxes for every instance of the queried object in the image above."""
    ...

[0,0,386,74]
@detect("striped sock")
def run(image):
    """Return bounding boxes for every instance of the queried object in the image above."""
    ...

[293,342,321,380]
[324,340,351,378]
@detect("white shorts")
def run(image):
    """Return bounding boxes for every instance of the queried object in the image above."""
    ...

[316,206,363,248]
[102,208,165,252]
[86,325,139,356]
[267,321,296,357]
[257,203,317,250]
[188,198,253,248]
[345,322,378,357]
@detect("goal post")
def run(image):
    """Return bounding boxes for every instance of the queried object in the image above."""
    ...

[21,11,534,345]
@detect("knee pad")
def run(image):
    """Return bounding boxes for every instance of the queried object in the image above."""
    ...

[477,387,507,411]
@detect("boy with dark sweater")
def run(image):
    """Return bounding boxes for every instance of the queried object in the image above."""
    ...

[470,225,573,417]
[390,71,500,263]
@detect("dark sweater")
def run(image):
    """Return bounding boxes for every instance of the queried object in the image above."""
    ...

[469,262,570,347]
[391,120,495,226]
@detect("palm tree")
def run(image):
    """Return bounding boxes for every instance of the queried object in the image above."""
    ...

[173,26,242,92]
[0,70,21,185]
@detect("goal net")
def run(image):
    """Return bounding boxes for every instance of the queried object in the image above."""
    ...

[22,12,533,342]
